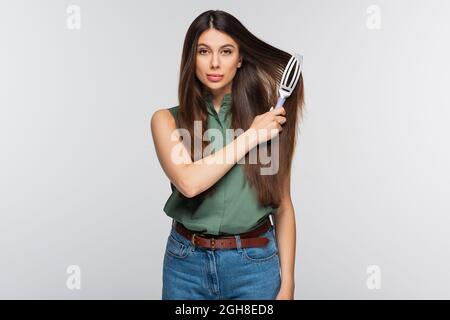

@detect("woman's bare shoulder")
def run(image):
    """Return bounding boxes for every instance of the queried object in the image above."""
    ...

[150,107,177,128]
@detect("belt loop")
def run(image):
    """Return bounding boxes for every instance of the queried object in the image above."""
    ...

[234,235,242,253]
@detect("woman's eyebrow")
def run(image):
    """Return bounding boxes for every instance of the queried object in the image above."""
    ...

[197,43,235,48]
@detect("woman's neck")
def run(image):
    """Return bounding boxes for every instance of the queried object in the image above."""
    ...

[210,91,231,113]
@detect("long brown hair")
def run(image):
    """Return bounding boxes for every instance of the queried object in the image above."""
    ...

[177,10,305,208]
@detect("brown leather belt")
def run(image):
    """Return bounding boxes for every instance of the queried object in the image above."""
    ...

[173,218,272,250]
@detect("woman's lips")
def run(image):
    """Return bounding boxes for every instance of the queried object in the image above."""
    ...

[207,74,224,82]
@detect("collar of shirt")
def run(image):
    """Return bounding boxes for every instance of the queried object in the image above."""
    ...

[204,92,232,119]
[204,92,233,146]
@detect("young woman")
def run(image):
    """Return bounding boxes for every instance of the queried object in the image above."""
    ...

[151,10,304,300]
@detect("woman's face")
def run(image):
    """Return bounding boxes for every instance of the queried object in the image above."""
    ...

[195,28,242,94]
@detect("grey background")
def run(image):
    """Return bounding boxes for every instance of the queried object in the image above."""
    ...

[1,0,449,299]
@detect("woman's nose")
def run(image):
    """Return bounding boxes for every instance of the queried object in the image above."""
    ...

[210,53,220,68]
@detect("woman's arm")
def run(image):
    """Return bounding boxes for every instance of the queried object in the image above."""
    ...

[150,107,285,198]
[273,171,296,300]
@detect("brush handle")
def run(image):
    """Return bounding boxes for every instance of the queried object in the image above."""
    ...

[275,96,286,109]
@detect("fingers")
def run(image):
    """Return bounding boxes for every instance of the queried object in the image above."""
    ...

[275,115,287,124]
[272,120,283,131]
[270,106,286,116]
[276,123,283,132]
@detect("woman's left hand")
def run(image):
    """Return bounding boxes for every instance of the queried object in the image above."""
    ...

[275,288,294,300]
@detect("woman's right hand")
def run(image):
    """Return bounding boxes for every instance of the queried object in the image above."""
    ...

[248,106,287,145]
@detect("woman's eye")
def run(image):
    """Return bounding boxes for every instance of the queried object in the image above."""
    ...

[198,49,232,55]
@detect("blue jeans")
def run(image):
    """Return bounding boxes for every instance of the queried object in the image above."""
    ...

[162,223,281,300]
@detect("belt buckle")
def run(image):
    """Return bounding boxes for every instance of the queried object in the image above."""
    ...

[191,233,197,246]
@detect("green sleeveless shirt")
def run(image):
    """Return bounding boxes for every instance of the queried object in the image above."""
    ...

[163,92,278,235]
